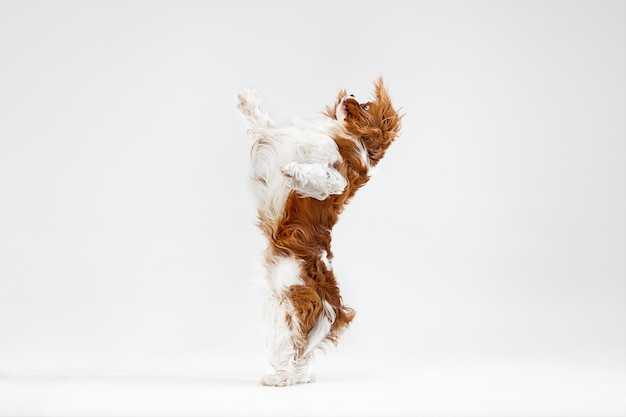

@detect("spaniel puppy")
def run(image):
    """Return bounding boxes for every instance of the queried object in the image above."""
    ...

[237,78,402,386]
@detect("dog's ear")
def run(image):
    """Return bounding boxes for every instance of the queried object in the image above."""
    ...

[360,127,387,162]
[374,77,393,108]
[373,76,403,138]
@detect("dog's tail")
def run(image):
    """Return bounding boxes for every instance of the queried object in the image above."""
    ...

[302,299,355,357]
[236,88,274,130]
[302,299,336,356]
[326,304,355,345]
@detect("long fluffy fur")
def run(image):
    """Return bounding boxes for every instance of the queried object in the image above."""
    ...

[237,77,402,386]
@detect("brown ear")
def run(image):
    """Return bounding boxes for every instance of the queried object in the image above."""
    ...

[374,77,403,138]
[361,127,388,162]
[374,77,390,104]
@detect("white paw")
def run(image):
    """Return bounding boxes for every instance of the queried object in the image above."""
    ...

[236,88,261,115]
[261,372,315,387]
[297,373,315,384]
[261,372,295,387]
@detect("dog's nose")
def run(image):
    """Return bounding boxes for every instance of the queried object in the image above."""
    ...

[349,94,355,97]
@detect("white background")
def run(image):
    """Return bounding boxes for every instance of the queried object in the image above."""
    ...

[0,1,624,416]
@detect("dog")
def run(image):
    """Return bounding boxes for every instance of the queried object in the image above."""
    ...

[237,77,402,386]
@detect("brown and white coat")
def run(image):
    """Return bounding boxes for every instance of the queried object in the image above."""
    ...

[237,78,402,386]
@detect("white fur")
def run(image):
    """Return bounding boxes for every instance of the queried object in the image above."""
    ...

[280,161,346,200]
[303,300,335,357]
[356,138,375,175]
[237,89,350,386]
[264,256,303,294]
[261,256,304,386]
[336,97,348,122]
[260,254,318,386]
[263,295,298,384]
[320,249,332,271]
[238,89,347,226]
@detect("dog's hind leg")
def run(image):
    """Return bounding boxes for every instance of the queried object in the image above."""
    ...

[262,284,323,386]
[262,293,300,386]
[261,256,311,386]
[286,285,324,383]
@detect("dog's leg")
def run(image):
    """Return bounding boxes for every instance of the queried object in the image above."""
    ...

[261,256,309,386]
[280,162,347,200]
[262,284,323,386]
[286,285,323,384]
[262,293,300,386]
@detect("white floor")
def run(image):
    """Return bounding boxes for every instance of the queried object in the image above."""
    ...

[1,347,625,417]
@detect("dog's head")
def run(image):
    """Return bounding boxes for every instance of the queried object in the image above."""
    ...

[326,77,403,164]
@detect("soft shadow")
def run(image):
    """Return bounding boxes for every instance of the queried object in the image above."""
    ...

[0,372,258,387]
[315,371,377,384]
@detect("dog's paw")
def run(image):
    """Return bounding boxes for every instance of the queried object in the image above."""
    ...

[260,372,314,387]
[236,88,261,116]
[296,373,315,384]
[261,372,294,387]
